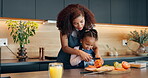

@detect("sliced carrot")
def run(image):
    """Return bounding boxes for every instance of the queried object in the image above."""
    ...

[115,68,126,71]
[88,65,96,68]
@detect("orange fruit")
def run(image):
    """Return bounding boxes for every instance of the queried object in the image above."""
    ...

[94,59,102,68]
[122,61,130,69]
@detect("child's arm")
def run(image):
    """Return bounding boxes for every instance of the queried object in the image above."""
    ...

[70,55,82,66]
[70,46,82,66]
[93,41,104,64]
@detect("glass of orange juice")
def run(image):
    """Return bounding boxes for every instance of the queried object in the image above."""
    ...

[49,62,63,78]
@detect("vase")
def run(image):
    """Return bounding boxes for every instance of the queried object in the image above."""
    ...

[136,44,146,55]
[17,45,28,61]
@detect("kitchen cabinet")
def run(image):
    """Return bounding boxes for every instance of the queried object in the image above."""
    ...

[111,0,130,25]
[36,0,64,20]
[64,0,89,8]
[3,0,35,19]
[1,59,56,74]
[147,0,148,26]
[1,64,40,73]
[130,0,147,26]
[89,0,111,23]
[0,0,1,17]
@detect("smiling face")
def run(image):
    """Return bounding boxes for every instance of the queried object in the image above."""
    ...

[81,36,96,50]
[72,15,85,31]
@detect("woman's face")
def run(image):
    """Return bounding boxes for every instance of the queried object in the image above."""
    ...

[81,37,95,50]
[72,15,85,31]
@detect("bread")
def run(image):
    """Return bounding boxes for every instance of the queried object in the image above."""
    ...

[85,66,115,72]
[95,66,115,71]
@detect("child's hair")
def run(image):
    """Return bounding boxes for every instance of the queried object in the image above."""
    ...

[81,29,98,40]
[56,4,96,35]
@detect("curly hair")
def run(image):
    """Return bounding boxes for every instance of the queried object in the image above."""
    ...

[81,29,98,41]
[57,4,96,35]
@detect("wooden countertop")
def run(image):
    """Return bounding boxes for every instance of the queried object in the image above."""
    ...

[1,68,148,78]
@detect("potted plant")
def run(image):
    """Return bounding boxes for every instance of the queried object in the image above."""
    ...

[6,20,39,61]
[127,29,148,55]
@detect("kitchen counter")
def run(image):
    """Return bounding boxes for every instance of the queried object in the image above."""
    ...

[1,68,148,78]
[1,59,56,66]
[102,55,148,60]
[45,55,148,60]
[1,55,147,73]
[1,59,57,73]
[102,55,148,58]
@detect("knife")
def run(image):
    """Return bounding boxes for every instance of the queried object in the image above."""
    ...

[80,70,112,74]
[92,58,100,60]
[80,71,93,74]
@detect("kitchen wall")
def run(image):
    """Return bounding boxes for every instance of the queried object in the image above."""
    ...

[0,20,148,59]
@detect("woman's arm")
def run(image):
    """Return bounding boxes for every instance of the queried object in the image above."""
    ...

[60,32,92,61]
[93,41,104,64]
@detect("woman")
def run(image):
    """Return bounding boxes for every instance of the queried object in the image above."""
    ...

[56,4,103,69]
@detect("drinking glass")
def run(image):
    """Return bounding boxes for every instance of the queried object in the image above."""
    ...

[49,62,63,78]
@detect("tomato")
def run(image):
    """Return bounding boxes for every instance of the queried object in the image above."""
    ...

[94,59,102,68]
[122,61,130,69]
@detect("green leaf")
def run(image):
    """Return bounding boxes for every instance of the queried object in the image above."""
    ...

[128,28,148,44]
[6,20,38,45]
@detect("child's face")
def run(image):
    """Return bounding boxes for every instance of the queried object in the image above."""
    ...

[81,37,96,50]
[72,15,85,31]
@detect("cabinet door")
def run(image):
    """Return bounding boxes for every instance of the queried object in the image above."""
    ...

[65,0,89,8]
[0,0,1,17]
[1,64,40,73]
[90,0,111,23]
[111,0,130,25]
[36,0,64,20]
[130,0,147,26]
[111,0,130,24]
[3,0,35,19]
[147,0,148,26]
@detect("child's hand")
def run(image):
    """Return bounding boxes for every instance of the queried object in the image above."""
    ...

[95,55,104,65]
[78,50,92,62]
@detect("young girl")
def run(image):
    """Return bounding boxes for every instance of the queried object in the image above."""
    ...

[70,29,98,68]
[56,4,103,69]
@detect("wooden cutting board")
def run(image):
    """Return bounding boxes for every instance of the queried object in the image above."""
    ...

[85,66,131,74]
[105,68,131,74]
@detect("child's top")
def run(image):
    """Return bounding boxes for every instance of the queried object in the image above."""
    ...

[70,45,94,67]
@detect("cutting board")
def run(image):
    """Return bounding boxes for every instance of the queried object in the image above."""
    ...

[105,68,131,74]
[85,66,131,74]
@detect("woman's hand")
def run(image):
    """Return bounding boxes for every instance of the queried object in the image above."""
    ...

[78,50,92,62]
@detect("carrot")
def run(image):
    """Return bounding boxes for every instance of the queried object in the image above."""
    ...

[88,65,96,68]
[115,68,126,71]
